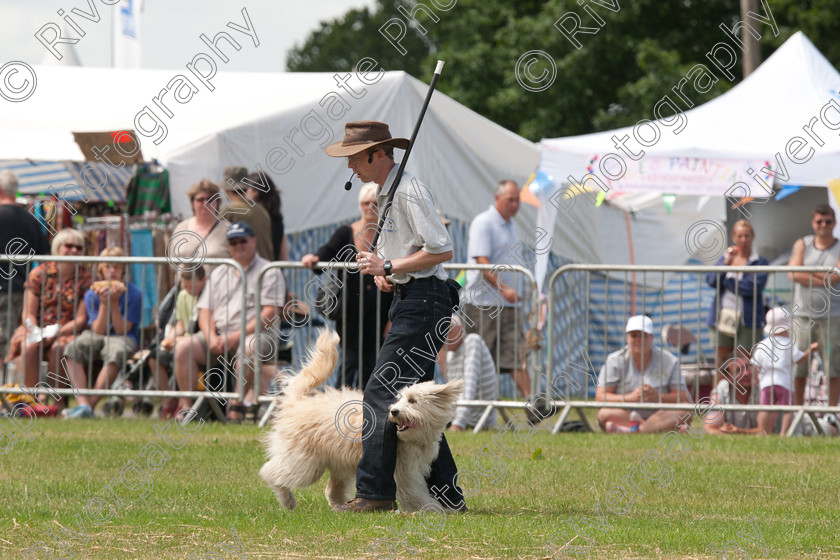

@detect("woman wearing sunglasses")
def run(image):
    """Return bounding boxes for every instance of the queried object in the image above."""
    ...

[705,219,768,375]
[5,228,91,411]
[170,179,230,276]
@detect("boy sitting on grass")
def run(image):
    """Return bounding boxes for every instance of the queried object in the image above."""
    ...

[62,247,142,419]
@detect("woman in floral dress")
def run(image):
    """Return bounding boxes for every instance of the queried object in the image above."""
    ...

[6,229,91,407]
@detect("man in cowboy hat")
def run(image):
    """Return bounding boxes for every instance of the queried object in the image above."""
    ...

[325,120,465,513]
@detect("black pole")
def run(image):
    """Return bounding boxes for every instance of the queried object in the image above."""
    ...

[369,60,445,251]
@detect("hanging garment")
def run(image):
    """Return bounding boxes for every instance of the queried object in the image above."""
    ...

[129,228,157,328]
[126,166,171,215]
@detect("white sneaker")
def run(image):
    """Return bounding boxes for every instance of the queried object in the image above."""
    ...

[62,404,94,419]
[605,421,631,434]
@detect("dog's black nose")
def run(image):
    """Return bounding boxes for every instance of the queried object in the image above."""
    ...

[390,409,399,417]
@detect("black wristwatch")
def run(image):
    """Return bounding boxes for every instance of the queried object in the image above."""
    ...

[383,260,393,275]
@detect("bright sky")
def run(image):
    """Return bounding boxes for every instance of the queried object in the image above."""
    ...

[0,0,376,71]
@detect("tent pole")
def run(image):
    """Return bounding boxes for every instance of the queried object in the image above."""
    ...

[624,209,636,314]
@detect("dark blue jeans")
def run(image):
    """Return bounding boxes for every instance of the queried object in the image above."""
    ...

[333,345,362,390]
[356,277,465,508]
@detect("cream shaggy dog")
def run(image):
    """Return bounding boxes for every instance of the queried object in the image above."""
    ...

[259,330,463,512]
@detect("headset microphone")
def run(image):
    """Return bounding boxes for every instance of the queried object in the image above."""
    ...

[345,153,372,190]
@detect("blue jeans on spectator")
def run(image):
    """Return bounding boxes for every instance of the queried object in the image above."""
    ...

[355,277,464,508]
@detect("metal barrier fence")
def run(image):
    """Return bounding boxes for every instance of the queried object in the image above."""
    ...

[545,264,840,435]
[253,261,539,426]
[6,254,840,436]
[0,256,250,413]
[1,255,542,427]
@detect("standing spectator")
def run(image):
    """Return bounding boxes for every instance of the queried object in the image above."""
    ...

[170,179,230,276]
[62,247,142,419]
[461,180,534,402]
[6,228,89,400]
[301,183,391,390]
[597,315,692,434]
[705,220,768,370]
[752,307,818,436]
[0,170,50,360]
[443,315,497,432]
[788,204,840,409]
[244,171,289,261]
[173,222,285,421]
[219,166,274,261]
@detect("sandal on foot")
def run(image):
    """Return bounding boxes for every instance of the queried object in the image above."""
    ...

[227,403,246,423]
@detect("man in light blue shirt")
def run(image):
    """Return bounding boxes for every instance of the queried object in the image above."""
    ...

[461,180,532,401]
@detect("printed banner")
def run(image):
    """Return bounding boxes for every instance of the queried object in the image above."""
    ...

[584,155,774,197]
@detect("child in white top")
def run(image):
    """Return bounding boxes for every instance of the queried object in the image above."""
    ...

[751,307,817,435]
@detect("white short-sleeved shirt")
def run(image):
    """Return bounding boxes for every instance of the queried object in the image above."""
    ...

[375,165,452,284]
[196,254,285,335]
[750,335,804,392]
[461,205,522,308]
[598,345,689,401]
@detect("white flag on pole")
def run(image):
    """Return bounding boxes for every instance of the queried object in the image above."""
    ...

[112,0,142,68]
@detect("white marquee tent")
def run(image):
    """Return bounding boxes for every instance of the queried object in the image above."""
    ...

[0,65,538,235]
[535,31,840,279]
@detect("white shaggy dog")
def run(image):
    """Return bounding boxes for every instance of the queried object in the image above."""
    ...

[259,330,464,512]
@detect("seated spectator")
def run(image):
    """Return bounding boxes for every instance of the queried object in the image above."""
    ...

[6,228,90,410]
[596,315,692,434]
[147,265,207,419]
[751,307,818,436]
[441,315,497,432]
[704,357,762,435]
[173,222,285,421]
[62,247,142,419]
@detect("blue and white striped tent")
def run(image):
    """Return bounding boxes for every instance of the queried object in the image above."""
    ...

[1,160,131,203]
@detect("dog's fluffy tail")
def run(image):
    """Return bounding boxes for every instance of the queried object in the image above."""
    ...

[283,329,340,401]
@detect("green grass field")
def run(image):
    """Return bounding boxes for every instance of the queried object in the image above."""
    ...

[1,413,838,560]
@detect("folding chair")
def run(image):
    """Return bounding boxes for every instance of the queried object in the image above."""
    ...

[661,324,715,402]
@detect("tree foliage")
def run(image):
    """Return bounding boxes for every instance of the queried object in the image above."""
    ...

[286,0,840,142]
[286,0,430,77]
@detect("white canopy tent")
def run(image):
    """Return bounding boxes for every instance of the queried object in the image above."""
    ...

[0,65,538,234]
[535,31,840,285]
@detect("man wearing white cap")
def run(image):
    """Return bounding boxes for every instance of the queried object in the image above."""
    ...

[596,315,691,433]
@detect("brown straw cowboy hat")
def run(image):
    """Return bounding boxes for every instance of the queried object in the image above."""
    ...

[324,121,410,157]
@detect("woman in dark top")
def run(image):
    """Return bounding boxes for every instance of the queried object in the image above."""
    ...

[245,172,288,261]
[705,219,768,368]
[301,183,392,390]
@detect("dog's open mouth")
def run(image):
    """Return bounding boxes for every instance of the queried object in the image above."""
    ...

[396,421,417,432]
